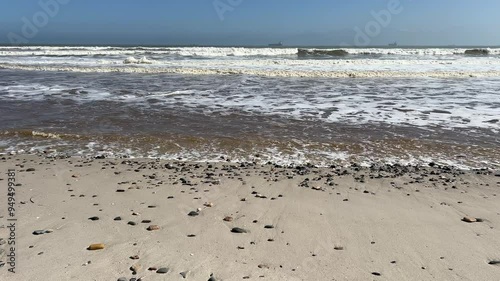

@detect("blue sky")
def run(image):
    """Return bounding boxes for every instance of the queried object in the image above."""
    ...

[1,0,500,45]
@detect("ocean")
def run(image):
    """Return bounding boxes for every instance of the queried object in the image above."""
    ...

[0,46,499,168]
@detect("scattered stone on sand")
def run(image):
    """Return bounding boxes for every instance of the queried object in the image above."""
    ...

[187,234,196,237]
[148,267,158,271]
[88,216,99,221]
[116,189,126,193]
[231,227,248,233]
[32,230,46,235]
[488,260,500,265]
[87,243,105,250]
[462,216,477,223]
[128,221,137,226]
[223,216,233,222]
[188,211,199,217]
[130,264,141,274]
[26,168,35,172]
[258,264,270,269]
[372,272,381,276]
[117,278,127,281]
[334,246,344,250]
[204,202,214,207]
[264,225,274,229]
[114,216,122,221]
[147,225,160,231]
[180,271,189,278]
[130,255,140,260]
[141,219,152,223]
[156,267,169,274]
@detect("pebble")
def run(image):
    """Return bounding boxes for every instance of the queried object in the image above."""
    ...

[117,278,127,281]
[87,243,105,250]
[180,271,189,278]
[32,230,46,235]
[88,216,99,221]
[156,267,169,274]
[147,225,160,231]
[130,264,141,274]
[462,216,477,223]
[128,221,137,226]
[231,227,248,233]
[130,255,140,260]
[264,225,274,229]
[26,168,35,172]
[188,211,199,217]
[114,216,122,221]
[223,216,233,222]
[372,272,381,276]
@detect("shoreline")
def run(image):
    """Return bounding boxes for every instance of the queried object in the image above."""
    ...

[1,154,499,280]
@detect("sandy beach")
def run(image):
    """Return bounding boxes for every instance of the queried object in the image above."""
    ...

[0,155,499,280]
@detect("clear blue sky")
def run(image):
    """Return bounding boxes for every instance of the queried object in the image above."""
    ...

[1,0,499,46]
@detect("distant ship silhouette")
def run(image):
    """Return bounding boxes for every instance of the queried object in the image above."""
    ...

[268,41,283,47]
[388,42,398,47]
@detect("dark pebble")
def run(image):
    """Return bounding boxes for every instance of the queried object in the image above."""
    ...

[188,211,199,217]
[128,221,137,226]
[88,216,99,221]
[157,267,169,274]
[114,216,122,221]
[264,225,274,229]
[372,272,381,276]
[231,227,248,233]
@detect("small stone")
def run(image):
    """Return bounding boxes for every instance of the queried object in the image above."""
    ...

[116,189,125,192]
[26,168,35,172]
[462,216,477,223]
[117,278,127,281]
[156,267,169,274]
[204,202,214,207]
[258,264,270,269]
[32,230,45,235]
[44,229,54,234]
[264,225,274,229]
[223,216,233,222]
[231,227,248,233]
[188,211,199,217]
[372,272,381,276]
[130,255,140,260]
[130,264,141,273]
[334,246,344,250]
[148,267,158,271]
[180,271,189,278]
[128,221,137,226]
[114,216,122,221]
[87,243,105,250]
[147,225,160,231]
[88,216,99,221]
[141,219,152,223]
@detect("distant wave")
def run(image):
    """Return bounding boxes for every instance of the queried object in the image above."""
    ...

[1,46,500,58]
[297,49,349,57]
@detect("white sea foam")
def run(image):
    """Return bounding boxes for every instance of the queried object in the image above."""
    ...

[1,46,500,58]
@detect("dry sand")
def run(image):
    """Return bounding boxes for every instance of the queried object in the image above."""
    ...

[0,155,499,280]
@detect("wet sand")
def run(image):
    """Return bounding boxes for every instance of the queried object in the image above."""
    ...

[0,155,499,280]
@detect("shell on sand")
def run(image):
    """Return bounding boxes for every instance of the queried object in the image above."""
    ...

[87,243,105,250]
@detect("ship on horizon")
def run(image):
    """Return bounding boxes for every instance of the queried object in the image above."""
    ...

[388,42,398,47]
[268,41,284,47]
